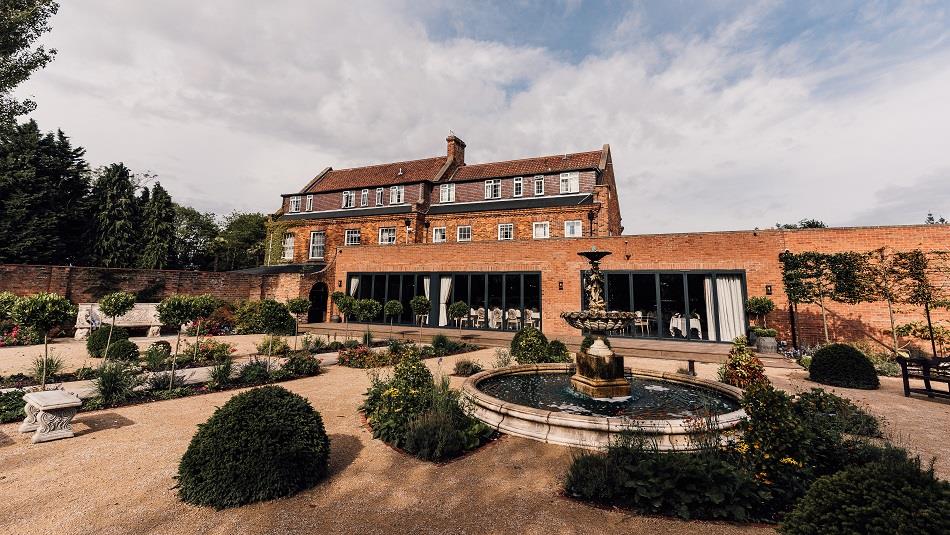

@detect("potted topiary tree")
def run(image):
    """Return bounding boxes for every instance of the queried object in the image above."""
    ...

[156,295,195,389]
[331,291,356,340]
[410,295,430,343]
[745,296,777,353]
[97,291,136,367]
[11,292,77,390]
[448,300,469,334]
[189,294,220,363]
[259,299,293,359]
[285,297,311,351]
[383,299,403,337]
[353,298,382,346]
[329,291,345,323]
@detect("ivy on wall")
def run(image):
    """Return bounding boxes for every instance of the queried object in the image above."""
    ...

[264,220,295,265]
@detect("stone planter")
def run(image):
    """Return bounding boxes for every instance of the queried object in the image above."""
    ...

[755,336,777,354]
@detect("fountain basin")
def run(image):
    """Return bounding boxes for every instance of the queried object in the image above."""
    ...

[461,364,746,451]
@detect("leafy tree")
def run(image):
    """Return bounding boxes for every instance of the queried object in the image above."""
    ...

[890,250,945,357]
[744,296,775,328]
[188,294,219,362]
[217,211,267,270]
[11,292,75,389]
[331,291,356,339]
[775,219,827,229]
[97,291,135,365]
[156,295,194,388]
[383,299,403,335]
[0,0,59,126]
[353,298,382,344]
[92,163,138,267]
[448,301,469,333]
[173,204,218,270]
[285,297,310,351]
[0,121,90,264]
[258,299,292,357]
[138,182,175,269]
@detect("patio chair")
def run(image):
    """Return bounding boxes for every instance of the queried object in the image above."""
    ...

[475,308,486,328]
[489,308,502,329]
[506,308,521,330]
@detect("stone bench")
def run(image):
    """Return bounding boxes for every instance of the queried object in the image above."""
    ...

[74,302,163,340]
[19,390,83,443]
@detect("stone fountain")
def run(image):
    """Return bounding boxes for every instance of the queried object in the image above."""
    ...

[560,248,637,399]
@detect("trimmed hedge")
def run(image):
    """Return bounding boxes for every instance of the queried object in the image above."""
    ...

[809,343,879,390]
[780,457,950,534]
[86,325,130,357]
[177,386,330,508]
[105,338,140,361]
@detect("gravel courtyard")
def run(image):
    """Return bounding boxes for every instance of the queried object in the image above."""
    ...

[1,349,947,534]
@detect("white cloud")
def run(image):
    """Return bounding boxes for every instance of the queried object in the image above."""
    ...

[15,1,950,231]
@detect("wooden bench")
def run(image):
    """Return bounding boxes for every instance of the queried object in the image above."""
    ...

[897,356,950,400]
[19,390,83,443]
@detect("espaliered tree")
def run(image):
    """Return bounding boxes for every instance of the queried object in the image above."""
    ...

[11,292,76,390]
[156,295,194,388]
[890,250,945,357]
[97,291,136,364]
[285,297,310,351]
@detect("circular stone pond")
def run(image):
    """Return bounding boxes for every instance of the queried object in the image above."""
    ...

[461,364,746,451]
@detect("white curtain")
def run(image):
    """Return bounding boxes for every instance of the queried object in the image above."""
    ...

[704,277,718,341]
[423,277,430,299]
[348,276,359,297]
[716,276,745,342]
[438,276,452,326]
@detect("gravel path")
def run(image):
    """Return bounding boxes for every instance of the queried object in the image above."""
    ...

[0,350,946,534]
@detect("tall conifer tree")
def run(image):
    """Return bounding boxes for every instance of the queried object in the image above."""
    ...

[92,163,137,267]
[138,182,175,269]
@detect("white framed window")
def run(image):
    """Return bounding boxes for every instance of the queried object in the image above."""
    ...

[534,175,545,196]
[282,232,295,259]
[432,227,447,243]
[305,195,314,212]
[390,185,405,204]
[289,196,301,213]
[484,179,501,199]
[375,187,383,206]
[559,172,580,194]
[513,177,523,197]
[457,226,472,242]
[439,183,455,203]
[341,190,355,208]
[360,189,369,207]
[498,223,514,241]
[344,229,361,246]
[309,231,325,259]
[564,220,582,238]
[378,227,396,245]
[533,222,550,239]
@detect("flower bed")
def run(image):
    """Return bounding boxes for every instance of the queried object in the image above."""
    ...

[339,337,480,370]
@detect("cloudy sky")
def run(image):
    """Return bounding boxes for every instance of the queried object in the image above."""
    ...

[16,0,950,232]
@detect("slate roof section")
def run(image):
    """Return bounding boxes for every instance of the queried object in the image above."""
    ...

[303,156,447,193]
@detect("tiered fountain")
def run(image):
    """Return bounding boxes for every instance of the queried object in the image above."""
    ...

[462,248,746,450]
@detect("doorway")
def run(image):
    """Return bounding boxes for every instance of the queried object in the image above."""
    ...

[307,282,328,323]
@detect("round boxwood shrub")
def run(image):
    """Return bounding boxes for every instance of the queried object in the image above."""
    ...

[177,386,330,508]
[780,457,950,534]
[105,338,140,361]
[809,343,879,389]
[511,326,549,364]
[86,325,130,357]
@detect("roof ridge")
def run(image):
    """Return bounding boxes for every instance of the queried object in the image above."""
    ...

[461,149,602,168]
[328,155,446,173]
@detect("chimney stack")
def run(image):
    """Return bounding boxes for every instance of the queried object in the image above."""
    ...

[446,134,466,165]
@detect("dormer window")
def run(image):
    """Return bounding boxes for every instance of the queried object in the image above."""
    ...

[439,183,455,203]
[390,185,405,204]
[484,179,501,199]
[305,195,313,211]
[376,187,383,206]
[289,196,301,213]
[513,177,523,197]
[360,189,369,207]
[534,175,545,196]
[559,172,579,194]
[341,191,355,208]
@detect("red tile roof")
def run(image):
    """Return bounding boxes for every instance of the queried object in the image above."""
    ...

[304,156,447,193]
[449,150,602,181]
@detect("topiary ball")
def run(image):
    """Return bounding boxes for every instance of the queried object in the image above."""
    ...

[105,338,140,362]
[511,326,549,364]
[780,457,950,534]
[809,343,879,390]
[177,386,330,508]
[86,325,130,357]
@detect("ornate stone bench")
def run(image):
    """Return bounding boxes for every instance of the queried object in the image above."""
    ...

[19,390,83,443]
[74,302,163,340]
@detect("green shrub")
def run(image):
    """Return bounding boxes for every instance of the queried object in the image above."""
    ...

[431,334,451,352]
[181,338,235,362]
[491,348,512,368]
[453,358,483,377]
[282,354,321,377]
[105,339,140,362]
[238,358,272,385]
[780,456,950,535]
[580,334,610,352]
[94,361,143,407]
[143,342,171,371]
[404,410,466,462]
[809,343,879,389]
[363,349,434,448]
[256,335,290,356]
[794,388,881,437]
[300,334,326,354]
[31,354,64,383]
[148,371,185,392]
[86,325,130,357]
[511,326,549,364]
[208,357,234,389]
[74,366,96,380]
[177,386,331,508]
[721,337,768,389]
[546,339,571,362]
[0,389,25,423]
[565,434,767,521]
[342,339,359,350]
[751,327,778,338]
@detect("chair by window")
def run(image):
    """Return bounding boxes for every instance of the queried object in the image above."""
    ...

[506,308,521,330]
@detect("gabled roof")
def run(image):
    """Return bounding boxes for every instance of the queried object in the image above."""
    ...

[303,156,447,193]
[449,150,602,181]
